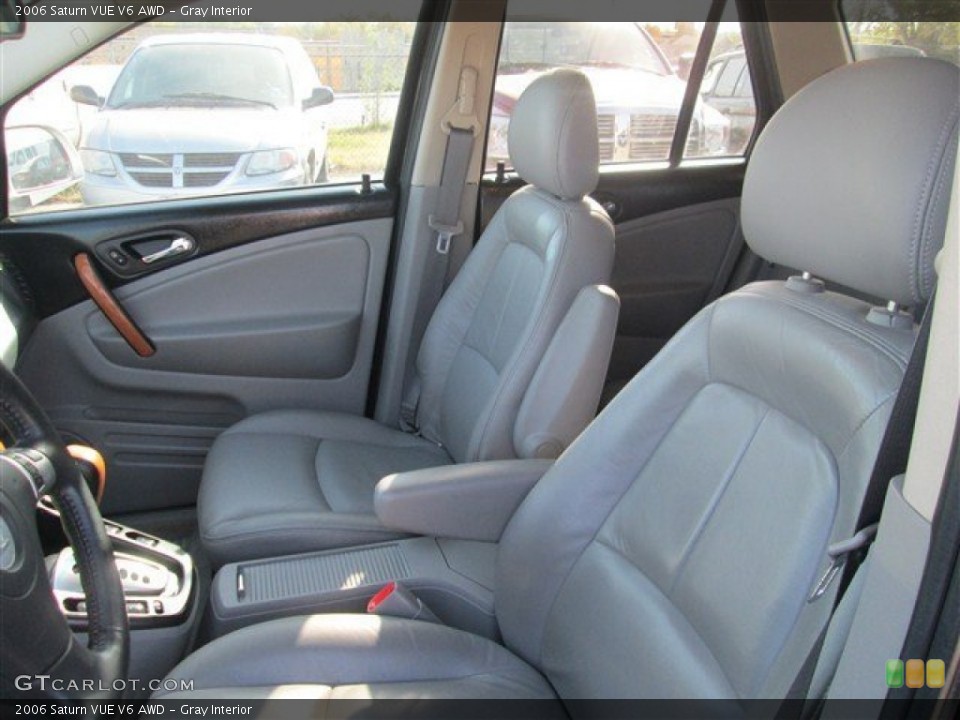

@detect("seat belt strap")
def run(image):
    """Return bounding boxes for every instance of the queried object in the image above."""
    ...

[833,295,935,605]
[428,126,474,256]
[782,296,936,712]
[784,624,828,706]
[399,376,421,434]
[399,124,475,434]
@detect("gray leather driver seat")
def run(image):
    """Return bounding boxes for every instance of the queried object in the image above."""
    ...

[198,69,618,567]
[166,58,958,700]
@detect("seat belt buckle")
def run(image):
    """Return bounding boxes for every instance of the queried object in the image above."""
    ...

[428,215,463,255]
[807,523,879,602]
[367,581,440,623]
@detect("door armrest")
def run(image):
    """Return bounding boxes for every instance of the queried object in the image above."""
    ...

[374,459,554,542]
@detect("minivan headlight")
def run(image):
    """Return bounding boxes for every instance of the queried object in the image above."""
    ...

[80,149,117,176]
[246,148,297,176]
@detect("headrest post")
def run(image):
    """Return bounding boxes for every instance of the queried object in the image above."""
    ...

[786,271,825,295]
[866,300,914,330]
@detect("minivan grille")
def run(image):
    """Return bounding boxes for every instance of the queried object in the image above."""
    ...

[119,153,172,168]
[184,153,241,168]
[119,152,241,189]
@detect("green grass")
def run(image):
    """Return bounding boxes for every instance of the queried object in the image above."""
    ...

[16,184,83,215]
[327,126,393,178]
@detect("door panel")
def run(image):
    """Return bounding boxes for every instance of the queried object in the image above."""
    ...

[15,216,393,514]
[0,187,394,318]
[607,197,743,393]
[85,229,373,379]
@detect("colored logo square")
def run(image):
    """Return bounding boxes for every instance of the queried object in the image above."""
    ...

[886,659,904,688]
[905,659,925,688]
[926,659,945,689]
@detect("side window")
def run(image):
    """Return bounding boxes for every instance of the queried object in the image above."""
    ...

[686,22,758,158]
[841,1,959,65]
[714,56,745,97]
[701,58,726,96]
[485,11,759,172]
[5,21,418,216]
[734,66,754,99]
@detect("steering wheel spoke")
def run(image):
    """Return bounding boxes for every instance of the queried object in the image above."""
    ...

[0,447,57,499]
[0,366,129,699]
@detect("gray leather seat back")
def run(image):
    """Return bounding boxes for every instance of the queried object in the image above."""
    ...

[496,58,958,699]
[413,69,615,463]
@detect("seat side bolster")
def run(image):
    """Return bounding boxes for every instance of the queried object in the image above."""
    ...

[513,284,620,459]
[374,459,554,542]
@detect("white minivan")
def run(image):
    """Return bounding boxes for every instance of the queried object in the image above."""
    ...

[72,33,335,206]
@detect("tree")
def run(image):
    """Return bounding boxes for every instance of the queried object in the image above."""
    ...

[843,1,958,62]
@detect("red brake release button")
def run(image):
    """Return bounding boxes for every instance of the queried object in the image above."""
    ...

[367,581,397,613]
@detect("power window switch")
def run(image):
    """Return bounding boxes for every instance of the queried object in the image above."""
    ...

[107,249,129,267]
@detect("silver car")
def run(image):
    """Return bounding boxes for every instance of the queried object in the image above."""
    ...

[72,34,335,206]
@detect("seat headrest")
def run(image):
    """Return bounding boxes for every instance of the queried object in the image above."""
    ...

[508,69,599,201]
[743,57,958,306]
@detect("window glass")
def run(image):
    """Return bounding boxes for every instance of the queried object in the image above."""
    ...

[107,44,295,110]
[700,57,725,95]
[841,1,959,65]
[5,21,418,216]
[486,17,719,171]
[714,56,745,97]
[500,22,670,76]
[486,10,757,173]
[686,22,757,158]
[733,66,754,98]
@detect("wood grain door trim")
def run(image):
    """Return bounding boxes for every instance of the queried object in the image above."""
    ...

[74,253,155,358]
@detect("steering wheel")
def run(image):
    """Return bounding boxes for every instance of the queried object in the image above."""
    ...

[0,364,128,699]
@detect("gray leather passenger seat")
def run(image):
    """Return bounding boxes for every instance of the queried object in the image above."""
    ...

[163,57,958,700]
[198,69,619,566]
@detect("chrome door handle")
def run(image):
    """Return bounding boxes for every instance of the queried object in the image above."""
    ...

[141,236,194,265]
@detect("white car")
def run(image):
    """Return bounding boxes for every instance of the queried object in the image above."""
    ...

[72,34,335,206]
[488,23,730,167]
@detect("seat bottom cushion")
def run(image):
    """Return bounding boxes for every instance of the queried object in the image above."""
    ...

[199,411,451,566]
[156,614,558,700]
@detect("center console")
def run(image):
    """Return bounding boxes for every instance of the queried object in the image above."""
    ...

[50,519,195,626]
[48,518,199,697]
[204,459,556,643]
[206,536,498,640]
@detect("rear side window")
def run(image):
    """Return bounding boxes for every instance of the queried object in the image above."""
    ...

[485,8,759,173]
[841,1,959,65]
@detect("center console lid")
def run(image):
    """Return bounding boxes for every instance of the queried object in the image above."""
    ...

[374,459,553,542]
